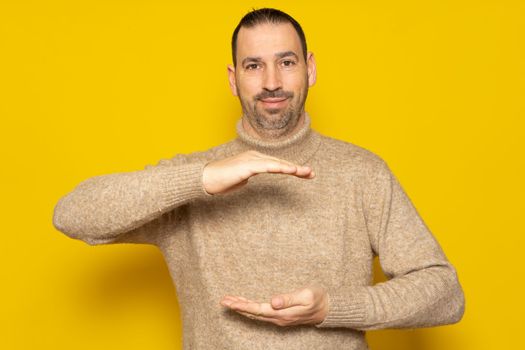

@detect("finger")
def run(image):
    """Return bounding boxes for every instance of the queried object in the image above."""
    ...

[263,158,313,178]
[220,295,256,308]
[259,156,312,175]
[272,293,298,309]
[228,300,262,315]
[236,306,313,327]
[235,310,279,323]
[228,301,279,318]
[226,299,307,318]
[277,161,312,175]
[242,151,314,177]
[293,170,315,179]
[257,161,313,177]
[263,161,299,174]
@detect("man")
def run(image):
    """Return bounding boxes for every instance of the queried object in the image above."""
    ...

[53,8,465,350]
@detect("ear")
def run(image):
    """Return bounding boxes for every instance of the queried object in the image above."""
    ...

[306,52,317,87]
[227,64,238,96]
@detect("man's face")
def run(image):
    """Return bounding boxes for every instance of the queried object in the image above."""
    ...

[228,22,316,137]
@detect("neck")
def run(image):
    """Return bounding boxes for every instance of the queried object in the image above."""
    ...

[233,111,322,166]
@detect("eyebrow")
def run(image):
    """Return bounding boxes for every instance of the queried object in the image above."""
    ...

[241,51,299,66]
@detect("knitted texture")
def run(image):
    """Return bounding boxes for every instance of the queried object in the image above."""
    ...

[53,112,465,349]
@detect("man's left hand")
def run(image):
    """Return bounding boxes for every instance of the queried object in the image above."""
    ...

[220,284,329,327]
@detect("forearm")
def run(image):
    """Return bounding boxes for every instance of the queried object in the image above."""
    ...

[316,262,465,330]
[52,161,211,244]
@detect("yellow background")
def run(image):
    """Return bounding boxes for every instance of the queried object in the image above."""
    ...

[2,0,523,349]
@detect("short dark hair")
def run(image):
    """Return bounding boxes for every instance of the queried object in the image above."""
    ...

[231,8,308,67]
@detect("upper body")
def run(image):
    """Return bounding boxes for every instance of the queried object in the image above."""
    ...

[52,113,464,349]
[52,8,465,349]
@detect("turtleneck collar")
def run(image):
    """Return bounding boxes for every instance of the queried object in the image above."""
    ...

[232,111,322,165]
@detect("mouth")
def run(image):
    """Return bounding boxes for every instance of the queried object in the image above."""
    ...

[259,97,289,108]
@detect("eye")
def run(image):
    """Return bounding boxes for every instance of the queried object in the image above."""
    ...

[281,60,296,67]
[245,63,260,70]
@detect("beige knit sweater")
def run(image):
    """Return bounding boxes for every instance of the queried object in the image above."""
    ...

[52,112,465,349]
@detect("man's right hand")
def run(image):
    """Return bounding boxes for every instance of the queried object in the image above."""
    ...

[202,150,315,195]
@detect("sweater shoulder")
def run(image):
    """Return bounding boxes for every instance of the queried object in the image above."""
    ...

[317,133,393,192]
[318,133,388,171]
[145,139,236,169]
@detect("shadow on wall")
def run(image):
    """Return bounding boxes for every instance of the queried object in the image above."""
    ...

[366,257,463,350]
[71,247,181,320]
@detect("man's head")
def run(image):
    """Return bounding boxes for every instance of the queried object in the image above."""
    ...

[228,8,316,140]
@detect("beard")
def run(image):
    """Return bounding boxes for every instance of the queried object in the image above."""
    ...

[238,83,309,138]
[253,98,295,130]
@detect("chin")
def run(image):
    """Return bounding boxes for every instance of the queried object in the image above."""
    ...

[258,116,292,131]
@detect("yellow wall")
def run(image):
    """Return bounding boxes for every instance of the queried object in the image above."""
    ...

[2,0,523,349]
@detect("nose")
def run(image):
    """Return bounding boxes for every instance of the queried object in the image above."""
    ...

[262,65,282,91]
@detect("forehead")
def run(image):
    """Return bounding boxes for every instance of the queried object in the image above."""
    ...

[236,22,302,61]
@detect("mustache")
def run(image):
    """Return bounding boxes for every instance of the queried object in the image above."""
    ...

[254,90,294,100]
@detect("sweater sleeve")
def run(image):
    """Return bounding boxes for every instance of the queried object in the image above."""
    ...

[315,159,465,330]
[52,154,214,246]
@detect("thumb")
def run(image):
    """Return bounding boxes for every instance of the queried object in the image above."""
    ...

[271,291,299,309]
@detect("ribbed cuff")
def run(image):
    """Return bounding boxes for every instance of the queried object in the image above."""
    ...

[315,287,369,328]
[156,161,214,211]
